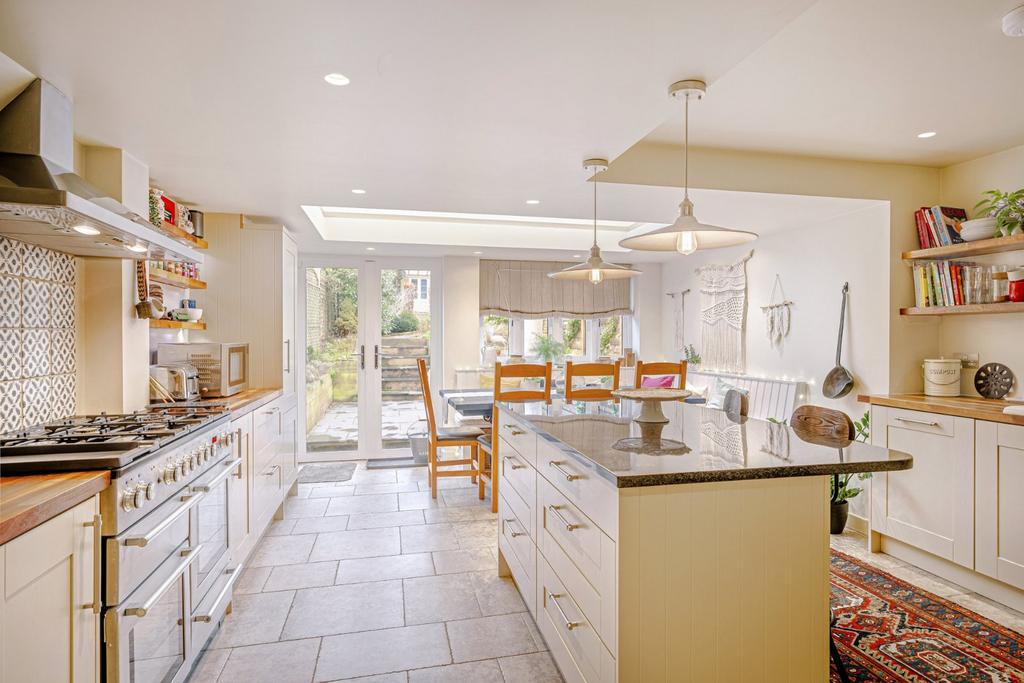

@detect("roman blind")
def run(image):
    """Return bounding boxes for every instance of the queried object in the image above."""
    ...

[479,259,633,319]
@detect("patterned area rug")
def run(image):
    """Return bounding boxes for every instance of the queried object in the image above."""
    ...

[830,550,1023,682]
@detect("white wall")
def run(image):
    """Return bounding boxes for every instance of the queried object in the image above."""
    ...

[938,144,1024,398]
[631,262,663,362]
[659,202,891,421]
[440,255,481,389]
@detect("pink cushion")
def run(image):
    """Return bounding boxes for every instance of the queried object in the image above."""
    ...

[641,375,675,388]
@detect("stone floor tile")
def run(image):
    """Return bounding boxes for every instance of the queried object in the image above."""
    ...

[335,553,435,584]
[266,519,298,536]
[315,624,451,680]
[329,674,408,683]
[326,493,400,516]
[441,489,488,509]
[291,515,351,535]
[451,521,497,548]
[423,507,495,525]
[445,614,540,662]
[498,652,563,683]
[346,510,426,530]
[401,524,460,553]
[283,579,405,639]
[398,491,445,511]
[355,482,421,495]
[264,561,339,592]
[348,469,400,485]
[431,547,496,575]
[188,646,231,683]
[310,527,402,561]
[208,591,295,648]
[308,484,356,499]
[470,570,527,616]
[218,637,320,683]
[249,535,316,567]
[284,497,330,518]
[407,659,504,683]
[396,468,429,482]
[404,573,482,625]
[234,566,272,594]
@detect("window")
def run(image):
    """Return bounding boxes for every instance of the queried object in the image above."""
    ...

[480,314,631,363]
[418,278,428,299]
[561,319,585,357]
[598,316,623,358]
[409,277,429,300]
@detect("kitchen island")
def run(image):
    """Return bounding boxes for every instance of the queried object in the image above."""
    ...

[493,399,912,683]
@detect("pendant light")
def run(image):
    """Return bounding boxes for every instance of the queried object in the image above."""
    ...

[618,80,757,254]
[550,159,641,284]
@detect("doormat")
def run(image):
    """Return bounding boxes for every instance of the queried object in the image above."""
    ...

[829,550,1023,682]
[297,462,357,483]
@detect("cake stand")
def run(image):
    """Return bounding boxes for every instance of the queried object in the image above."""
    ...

[611,388,692,423]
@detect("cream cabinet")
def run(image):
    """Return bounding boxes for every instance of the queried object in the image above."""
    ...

[1,495,100,683]
[976,421,1024,590]
[282,234,298,398]
[229,410,255,565]
[869,407,975,568]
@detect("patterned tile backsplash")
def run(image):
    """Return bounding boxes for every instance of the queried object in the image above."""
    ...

[0,237,77,432]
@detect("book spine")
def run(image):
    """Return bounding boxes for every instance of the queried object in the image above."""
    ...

[952,264,962,306]
[914,210,930,249]
[924,209,944,247]
[919,266,929,307]
[913,265,922,307]
[931,206,959,246]
[930,263,942,306]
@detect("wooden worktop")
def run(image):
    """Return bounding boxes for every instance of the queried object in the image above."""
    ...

[0,471,110,545]
[867,394,1024,427]
[213,387,283,415]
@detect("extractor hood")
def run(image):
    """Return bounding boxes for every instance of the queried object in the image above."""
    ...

[0,79,202,262]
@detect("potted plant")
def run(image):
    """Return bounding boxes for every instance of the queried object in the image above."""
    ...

[683,343,702,366]
[830,411,871,534]
[530,334,566,363]
[974,188,1024,237]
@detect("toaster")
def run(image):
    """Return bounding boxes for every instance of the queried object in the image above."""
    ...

[150,364,201,402]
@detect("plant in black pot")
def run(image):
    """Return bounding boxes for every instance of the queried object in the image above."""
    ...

[830,411,871,534]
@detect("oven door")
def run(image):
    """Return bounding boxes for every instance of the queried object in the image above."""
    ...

[188,454,241,611]
[104,544,201,683]
[224,344,248,395]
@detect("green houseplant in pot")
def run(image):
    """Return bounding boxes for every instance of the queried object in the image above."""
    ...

[974,188,1024,237]
[530,334,566,363]
[830,411,871,534]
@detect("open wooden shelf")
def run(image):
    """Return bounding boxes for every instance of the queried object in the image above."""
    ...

[900,301,1024,316]
[155,220,208,249]
[902,233,1024,261]
[149,319,207,330]
[149,268,207,289]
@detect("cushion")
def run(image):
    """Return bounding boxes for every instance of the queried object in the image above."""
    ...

[641,375,675,388]
[706,377,748,409]
[479,374,524,390]
[436,426,484,443]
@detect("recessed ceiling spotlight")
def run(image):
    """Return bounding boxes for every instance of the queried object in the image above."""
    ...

[366,246,376,251]
[126,244,148,253]
[917,131,937,139]
[473,251,482,255]
[525,199,540,205]
[324,73,351,86]
[351,189,366,194]
[572,254,582,258]
[72,224,100,235]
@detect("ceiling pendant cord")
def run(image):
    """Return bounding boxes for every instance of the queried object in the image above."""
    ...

[683,92,689,203]
[593,169,599,248]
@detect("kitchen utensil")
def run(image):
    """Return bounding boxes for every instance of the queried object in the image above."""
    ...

[923,358,961,397]
[974,362,1014,399]
[823,282,854,399]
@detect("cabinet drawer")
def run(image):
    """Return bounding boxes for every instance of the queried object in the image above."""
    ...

[500,445,536,514]
[501,477,535,540]
[538,476,602,583]
[498,412,537,466]
[499,493,536,587]
[537,439,618,539]
[886,408,957,437]
[253,402,282,453]
[537,554,616,683]
[499,528,536,617]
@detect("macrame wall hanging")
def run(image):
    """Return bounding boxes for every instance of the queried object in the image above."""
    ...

[761,274,793,346]
[666,289,690,352]
[696,250,752,373]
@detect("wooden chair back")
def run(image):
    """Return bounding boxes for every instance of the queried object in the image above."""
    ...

[493,361,553,404]
[416,358,438,440]
[635,360,688,390]
[790,405,854,446]
[565,360,621,401]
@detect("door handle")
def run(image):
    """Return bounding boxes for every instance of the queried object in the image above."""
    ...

[360,345,365,370]
[547,591,582,631]
[284,339,291,373]
[894,416,940,428]
[82,514,102,614]
[123,545,202,618]
[374,344,380,370]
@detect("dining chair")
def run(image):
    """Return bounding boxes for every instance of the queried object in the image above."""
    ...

[476,361,552,513]
[634,359,688,390]
[790,403,853,683]
[564,360,621,402]
[417,359,484,500]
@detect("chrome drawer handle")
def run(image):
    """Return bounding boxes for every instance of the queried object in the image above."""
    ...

[503,455,526,470]
[262,465,280,476]
[894,416,940,427]
[81,514,102,614]
[547,591,581,631]
[123,545,202,618]
[503,518,527,538]
[549,460,581,481]
[122,493,204,547]
[504,424,525,436]
[192,457,242,492]
[548,505,582,531]
[193,564,243,623]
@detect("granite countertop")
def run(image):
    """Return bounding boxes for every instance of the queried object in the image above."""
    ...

[499,399,912,488]
[0,471,110,544]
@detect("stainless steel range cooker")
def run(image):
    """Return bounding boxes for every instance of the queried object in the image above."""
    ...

[0,406,245,683]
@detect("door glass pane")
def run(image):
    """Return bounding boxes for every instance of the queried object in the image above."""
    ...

[127,577,184,683]
[598,316,622,359]
[524,318,550,359]
[481,315,509,361]
[380,269,431,450]
[561,319,585,357]
[305,267,359,452]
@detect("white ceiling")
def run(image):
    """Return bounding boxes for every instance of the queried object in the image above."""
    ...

[0,0,1020,257]
[642,0,1024,167]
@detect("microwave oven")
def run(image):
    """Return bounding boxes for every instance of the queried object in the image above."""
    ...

[157,342,249,397]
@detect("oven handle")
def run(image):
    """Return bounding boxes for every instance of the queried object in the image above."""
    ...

[192,458,243,493]
[122,493,205,547]
[193,563,244,623]
[122,545,203,618]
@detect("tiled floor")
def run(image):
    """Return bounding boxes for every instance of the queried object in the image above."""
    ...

[190,464,1024,682]
[189,461,563,683]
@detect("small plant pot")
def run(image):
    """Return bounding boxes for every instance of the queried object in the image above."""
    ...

[830,501,849,535]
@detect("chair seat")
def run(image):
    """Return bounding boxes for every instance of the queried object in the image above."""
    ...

[436,426,484,443]
[477,434,491,452]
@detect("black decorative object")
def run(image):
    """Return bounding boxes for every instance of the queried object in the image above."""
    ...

[974,362,1015,399]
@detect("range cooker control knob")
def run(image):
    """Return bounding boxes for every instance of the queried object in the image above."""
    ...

[162,465,175,483]
[120,489,135,512]
[132,484,147,510]
[144,480,157,500]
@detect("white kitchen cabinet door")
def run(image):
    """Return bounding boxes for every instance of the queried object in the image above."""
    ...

[282,233,298,397]
[1,496,100,683]
[279,403,299,487]
[870,407,975,568]
[230,411,254,564]
[976,421,1024,589]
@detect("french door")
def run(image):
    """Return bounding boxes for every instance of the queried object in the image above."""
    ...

[299,257,440,460]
